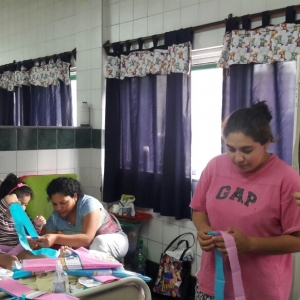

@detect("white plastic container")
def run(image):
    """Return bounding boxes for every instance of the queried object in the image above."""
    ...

[52,260,70,293]
[80,101,90,126]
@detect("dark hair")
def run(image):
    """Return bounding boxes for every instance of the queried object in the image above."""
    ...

[0,173,33,200]
[222,101,274,145]
[47,177,83,199]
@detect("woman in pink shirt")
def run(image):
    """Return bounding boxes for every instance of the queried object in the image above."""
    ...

[191,101,300,300]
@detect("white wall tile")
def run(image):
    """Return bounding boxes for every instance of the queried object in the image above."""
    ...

[163,9,181,32]
[90,167,101,188]
[180,218,196,230]
[147,239,163,262]
[164,0,180,12]
[38,170,57,175]
[133,18,147,39]
[57,168,76,174]
[76,167,92,187]
[76,50,91,71]
[91,149,102,169]
[181,4,199,28]
[120,21,133,41]
[219,0,242,20]
[38,150,57,171]
[162,221,180,246]
[77,70,91,90]
[17,150,38,173]
[147,0,163,16]
[148,218,163,243]
[90,108,103,128]
[57,149,75,170]
[120,0,134,23]
[109,2,120,25]
[134,0,147,19]
[90,48,102,70]
[90,26,102,49]
[0,151,17,174]
[90,88,102,110]
[74,149,91,168]
[76,30,91,51]
[181,0,199,7]
[108,24,120,43]
[147,13,163,36]
[90,6,103,28]
[199,0,220,25]
[90,69,102,89]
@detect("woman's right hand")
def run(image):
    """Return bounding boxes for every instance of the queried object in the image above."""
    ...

[197,227,215,252]
[4,194,20,205]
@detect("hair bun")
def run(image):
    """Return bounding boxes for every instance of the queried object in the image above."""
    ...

[251,101,272,122]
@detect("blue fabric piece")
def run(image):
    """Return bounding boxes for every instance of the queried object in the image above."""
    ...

[32,248,58,258]
[9,203,38,251]
[207,231,225,300]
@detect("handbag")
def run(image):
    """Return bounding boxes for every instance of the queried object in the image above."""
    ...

[153,232,195,299]
[208,231,246,300]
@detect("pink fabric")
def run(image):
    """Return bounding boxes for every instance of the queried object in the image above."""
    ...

[190,154,300,300]
[92,275,119,283]
[0,243,24,256]
[219,231,245,300]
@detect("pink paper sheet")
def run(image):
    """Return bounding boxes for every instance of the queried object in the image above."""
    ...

[22,247,122,272]
[22,257,60,272]
[0,278,34,297]
[70,247,122,269]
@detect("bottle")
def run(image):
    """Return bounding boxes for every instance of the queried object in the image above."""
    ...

[52,260,69,293]
[80,101,90,126]
[134,240,146,275]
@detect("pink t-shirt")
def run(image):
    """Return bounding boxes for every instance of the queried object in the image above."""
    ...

[190,154,300,300]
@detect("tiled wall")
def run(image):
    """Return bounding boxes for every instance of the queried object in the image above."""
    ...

[0,127,103,199]
[102,0,298,275]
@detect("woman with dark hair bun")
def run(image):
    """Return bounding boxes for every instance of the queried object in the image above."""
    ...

[32,177,128,262]
[0,173,46,268]
[191,101,300,300]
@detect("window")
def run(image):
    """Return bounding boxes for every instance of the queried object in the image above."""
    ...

[191,47,223,181]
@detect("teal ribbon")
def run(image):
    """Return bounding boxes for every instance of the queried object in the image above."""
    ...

[207,231,225,300]
[9,203,38,251]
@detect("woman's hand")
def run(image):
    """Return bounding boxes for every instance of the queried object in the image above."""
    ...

[212,228,251,254]
[197,226,215,252]
[4,194,20,205]
[35,234,57,248]
[27,237,39,250]
[33,216,46,227]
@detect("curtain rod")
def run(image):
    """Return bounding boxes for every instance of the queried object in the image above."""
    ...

[103,4,300,55]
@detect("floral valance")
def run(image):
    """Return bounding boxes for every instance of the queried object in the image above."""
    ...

[218,23,300,68]
[105,42,191,79]
[0,60,71,91]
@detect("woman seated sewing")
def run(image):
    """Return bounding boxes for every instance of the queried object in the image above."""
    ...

[31,177,128,261]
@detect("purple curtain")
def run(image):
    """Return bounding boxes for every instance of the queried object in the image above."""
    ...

[0,89,14,125]
[103,30,192,220]
[222,61,297,165]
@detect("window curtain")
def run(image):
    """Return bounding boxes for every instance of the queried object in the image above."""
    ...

[0,55,73,126]
[103,29,192,220]
[222,62,296,165]
[218,11,300,165]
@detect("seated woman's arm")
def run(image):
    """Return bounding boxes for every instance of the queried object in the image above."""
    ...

[36,210,100,248]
